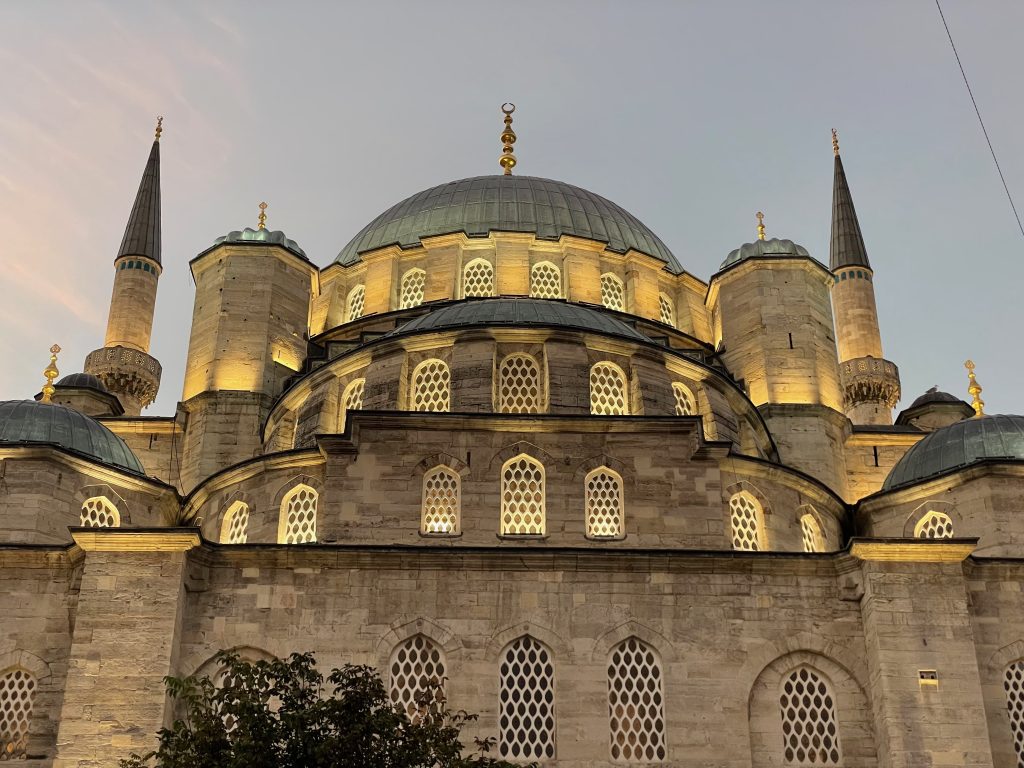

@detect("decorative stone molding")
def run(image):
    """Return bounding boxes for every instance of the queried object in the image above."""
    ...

[840,355,900,410]
[70,528,201,552]
[85,345,162,408]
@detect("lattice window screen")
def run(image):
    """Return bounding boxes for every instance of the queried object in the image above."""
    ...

[800,514,823,553]
[499,636,555,760]
[1004,661,1024,767]
[0,669,35,761]
[586,468,624,538]
[915,510,954,539]
[608,637,666,762]
[672,382,695,416]
[280,486,317,544]
[339,378,366,431]
[530,261,562,298]
[390,635,446,721]
[346,285,366,321]
[590,362,628,415]
[601,273,625,311]
[780,667,842,766]
[501,455,545,535]
[659,293,676,327]
[411,360,450,412]
[400,269,426,309]
[729,491,764,551]
[80,496,119,528]
[463,259,494,297]
[422,467,460,534]
[498,354,542,414]
[220,502,249,544]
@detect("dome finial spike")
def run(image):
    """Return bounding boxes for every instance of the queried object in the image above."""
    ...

[499,103,517,176]
[965,359,985,417]
[258,201,268,231]
[155,116,163,142]
[832,128,839,156]
[756,211,766,241]
[41,344,61,403]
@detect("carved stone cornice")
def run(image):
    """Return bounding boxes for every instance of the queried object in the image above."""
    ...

[840,355,900,409]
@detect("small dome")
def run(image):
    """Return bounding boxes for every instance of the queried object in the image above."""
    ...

[908,386,963,410]
[56,373,109,393]
[0,400,145,475]
[212,227,307,259]
[720,238,810,270]
[883,414,1024,490]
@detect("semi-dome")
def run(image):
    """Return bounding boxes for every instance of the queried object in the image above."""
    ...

[0,400,145,474]
[720,238,811,270]
[211,227,307,259]
[336,175,683,273]
[883,414,1024,490]
[56,373,109,392]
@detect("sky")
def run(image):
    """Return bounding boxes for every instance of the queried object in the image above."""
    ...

[0,1,1021,417]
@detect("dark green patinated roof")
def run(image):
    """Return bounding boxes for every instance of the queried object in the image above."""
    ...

[720,238,811,270]
[883,414,1024,490]
[336,175,683,273]
[118,139,162,265]
[211,227,308,259]
[385,297,649,342]
[830,152,870,271]
[56,373,109,392]
[0,400,145,474]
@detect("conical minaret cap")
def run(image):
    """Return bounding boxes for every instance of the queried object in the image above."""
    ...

[829,131,870,271]
[116,120,162,264]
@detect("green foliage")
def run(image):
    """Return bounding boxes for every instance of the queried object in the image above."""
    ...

[121,651,532,768]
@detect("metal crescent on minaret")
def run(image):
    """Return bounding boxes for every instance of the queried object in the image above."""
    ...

[965,359,985,417]
[499,103,517,176]
[41,344,61,403]
[756,211,766,241]
[258,201,268,231]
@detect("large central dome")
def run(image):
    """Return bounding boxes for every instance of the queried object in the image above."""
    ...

[336,175,683,273]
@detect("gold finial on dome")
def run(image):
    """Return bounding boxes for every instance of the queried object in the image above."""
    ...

[832,128,839,157]
[756,211,766,241]
[499,103,517,176]
[155,116,163,142]
[41,344,61,403]
[965,359,985,417]
[258,201,268,231]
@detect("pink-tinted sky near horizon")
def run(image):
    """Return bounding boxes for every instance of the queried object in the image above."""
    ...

[0,1,1021,416]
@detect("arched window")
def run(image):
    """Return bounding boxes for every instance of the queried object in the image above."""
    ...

[590,362,628,415]
[658,292,676,327]
[800,513,824,553]
[1004,660,1024,766]
[608,637,666,762]
[220,501,249,544]
[411,359,450,412]
[80,496,120,528]
[400,268,426,309]
[498,354,542,414]
[390,635,446,722]
[339,378,366,431]
[279,485,317,544]
[729,491,766,551]
[585,467,624,538]
[0,668,36,761]
[499,636,555,760]
[914,510,954,539]
[501,454,545,535]
[601,273,625,311]
[462,258,494,297]
[530,261,562,299]
[780,667,842,765]
[346,284,366,322]
[672,382,695,416]
[421,466,460,535]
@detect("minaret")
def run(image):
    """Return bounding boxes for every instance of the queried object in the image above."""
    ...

[829,130,900,425]
[83,118,164,415]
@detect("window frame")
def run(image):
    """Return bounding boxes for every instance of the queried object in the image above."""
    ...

[584,466,625,540]
[277,484,318,544]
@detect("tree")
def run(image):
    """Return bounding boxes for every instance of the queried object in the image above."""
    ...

[121,651,533,768]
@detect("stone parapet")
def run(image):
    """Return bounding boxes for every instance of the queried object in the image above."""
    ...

[840,356,900,425]
[84,345,162,415]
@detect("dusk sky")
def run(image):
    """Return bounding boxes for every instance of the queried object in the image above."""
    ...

[1,1,1020,416]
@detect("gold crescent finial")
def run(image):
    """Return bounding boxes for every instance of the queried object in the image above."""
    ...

[965,359,985,417]
[258,201,268,231]
[499,103,517,176]
[831,128,839,156]
[155,116,164,142]
[41,344,61,403]
[756,211,766,241]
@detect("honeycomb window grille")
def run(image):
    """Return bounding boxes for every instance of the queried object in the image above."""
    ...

[421,466,460,535]
[607,637,666,762]
[672,382,696,416]
[530,261,562,299]
[279,485,317,544]
[463,258,495,298]
[80,496,120,528]
[729,491,765,551]
[498,354,542,414]
[501,454,545,536]
[1003,660,1024,767]
[400,268,426,309]
[0,669,36,761]
[585,467,624,539]
[914,510,955,539]
[346,284,366,322]
[601,273,625,311]
[779,667,842,766]
[390,635,446,722]
[658,293,676,327]
[498,636,555,761]
[219,501,249,544]
[339,378,366,431]
[800,514,824,553]
[411,359,451,412]
[590,362,629,415]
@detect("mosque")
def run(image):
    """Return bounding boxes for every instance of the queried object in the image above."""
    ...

[2,107,1023,768]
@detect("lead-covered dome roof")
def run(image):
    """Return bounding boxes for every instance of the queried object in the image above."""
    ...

[883,414,1024,490]
[56,373,109,392]
[0,400,145,474]
[336,175,683,273]
[720,238,811,270]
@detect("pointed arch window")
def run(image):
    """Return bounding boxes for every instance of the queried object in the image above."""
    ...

[499,636,555,760]
[279,485,317,544]
[914,510,954,539]
[400,268,426,309]
[608,637,666,762]
[729,491,766,551]
[658,292,676,327]
[463,258,494,298]
[780,667,842,765]
[600,273,625,311]
[0,668,36,761]
[346,284,366,322]
[800,513,824,553]
[339,378,366,431]
[498,354,542,414]
[501,454,545,535]
[1003,660,1024,766]
[585,467,624,539]
[421,466,460,535]
[220,501,249,544]
[80,496,120,528]
[530,261,562,299]
[590,361,628,415]
[672,382,695,416]
[411,359,450,412]
[390,635,446,722]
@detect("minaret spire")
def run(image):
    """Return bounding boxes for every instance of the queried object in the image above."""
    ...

[829,129,870,272]
[116,117,163,265]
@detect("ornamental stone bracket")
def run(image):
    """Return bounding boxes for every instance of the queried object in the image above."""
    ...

[84,345,162,407]
[840,355,900,410]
